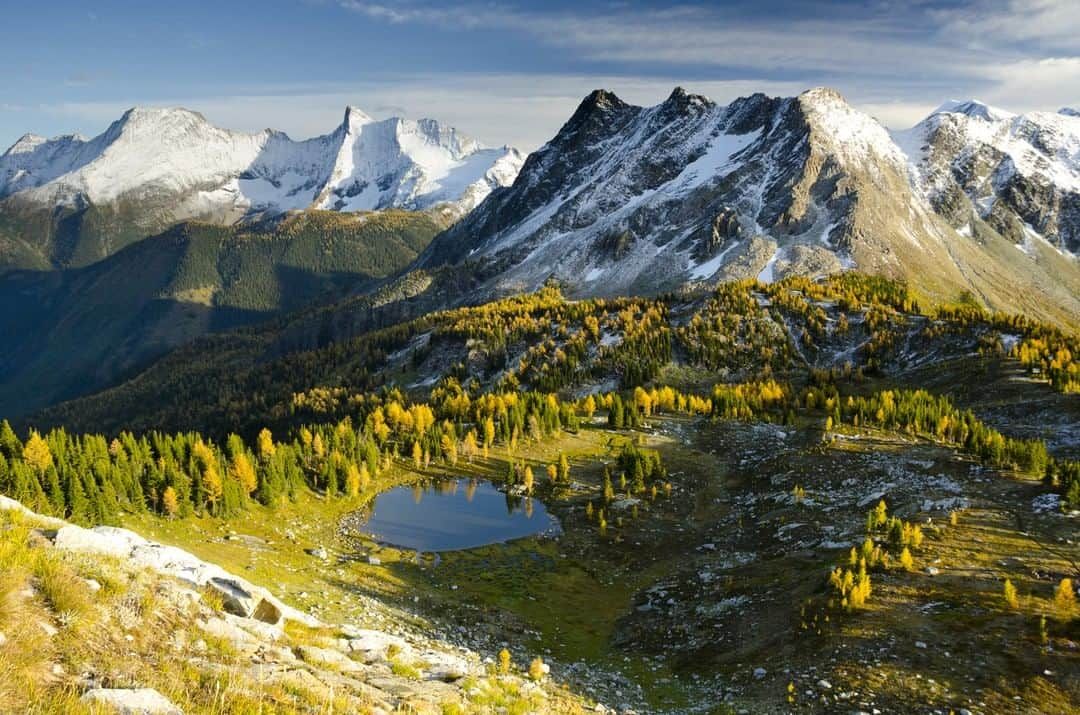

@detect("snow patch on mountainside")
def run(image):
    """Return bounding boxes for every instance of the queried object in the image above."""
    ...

[800,88,907,170]
[757,247,782,283]
[674,126,761,190]
[483,111,760,263]
[689,239,740,280]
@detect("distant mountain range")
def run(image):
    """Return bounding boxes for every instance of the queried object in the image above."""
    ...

[0,106,522,271]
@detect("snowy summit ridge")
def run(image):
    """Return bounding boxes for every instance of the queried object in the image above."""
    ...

[931,99,1016,123]
[0,105,523,219]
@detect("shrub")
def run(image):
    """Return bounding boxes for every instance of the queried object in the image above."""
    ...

[528,656,546,681]
[498,648,512,674]
[36,555,92,622]
[1004,578,1019,609]
[1053,578,1075,620]
[391,657,422,680]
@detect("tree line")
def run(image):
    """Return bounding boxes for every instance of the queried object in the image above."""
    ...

[0,383,586,525]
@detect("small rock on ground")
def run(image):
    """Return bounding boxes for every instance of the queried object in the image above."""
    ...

[80,688,182,714]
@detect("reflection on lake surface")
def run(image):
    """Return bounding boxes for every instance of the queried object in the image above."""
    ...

[358,479,560,552]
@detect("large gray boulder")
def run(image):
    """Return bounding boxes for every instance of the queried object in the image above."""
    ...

[196,616,264,657]
[52,524,135,557]
[207,577,283,625]
[36,519,316,628]
[0,496,66,527]
[296,645,363,673]
[346,628,410,662]
[418,650,473,681]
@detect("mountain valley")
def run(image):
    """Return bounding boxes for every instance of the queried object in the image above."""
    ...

[0,85,1078,715]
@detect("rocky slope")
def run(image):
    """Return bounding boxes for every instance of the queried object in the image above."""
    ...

[418,87,1080,327]
[0,495,582,714]
[0,106,522,271]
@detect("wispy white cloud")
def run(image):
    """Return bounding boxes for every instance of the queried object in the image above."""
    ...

[856,101,942,130]
[330,1,1080,129]
[339,1,989,78]
[30,56,1080,157]
[9,1,1080,153]
[980,56,1080,112]
[933,0,1080,50]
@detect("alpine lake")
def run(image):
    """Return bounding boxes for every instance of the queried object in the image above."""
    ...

[353,478,561,553]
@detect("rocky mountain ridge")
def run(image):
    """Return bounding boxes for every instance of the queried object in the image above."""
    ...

[419,87,1080,327]
[895,98,1080,255]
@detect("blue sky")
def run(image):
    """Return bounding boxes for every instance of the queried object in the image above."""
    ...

[2,0,1078,151]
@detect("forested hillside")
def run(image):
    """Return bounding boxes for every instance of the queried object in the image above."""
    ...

[0,209,445,417]
[21,274,1080,513]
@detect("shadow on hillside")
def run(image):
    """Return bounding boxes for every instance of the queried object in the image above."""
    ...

[0,259,381,423]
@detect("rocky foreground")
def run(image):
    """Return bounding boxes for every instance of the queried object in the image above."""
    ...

[0,496,589,714]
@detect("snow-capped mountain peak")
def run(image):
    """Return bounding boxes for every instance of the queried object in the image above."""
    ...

[116,105,211,128]
[580,88,629,114]
[342,105,376,129]
[423,85,919,290]
[799,87,907,167]
[5,133,49,155]
[309,108,510,214]
[0,105,523,220]
[666,86,708,107]
[932,99,1015,123]
[895,97,1080,257]
[1061,107,1080,118]
[0,131,100,198]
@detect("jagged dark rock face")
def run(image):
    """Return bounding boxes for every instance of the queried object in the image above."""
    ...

[694,207,743,260]
[421,90,645,268]
[420,86,884,299]
[418,88,820,292]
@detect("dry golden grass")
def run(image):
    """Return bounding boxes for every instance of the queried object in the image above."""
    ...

[0,508,389,714]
